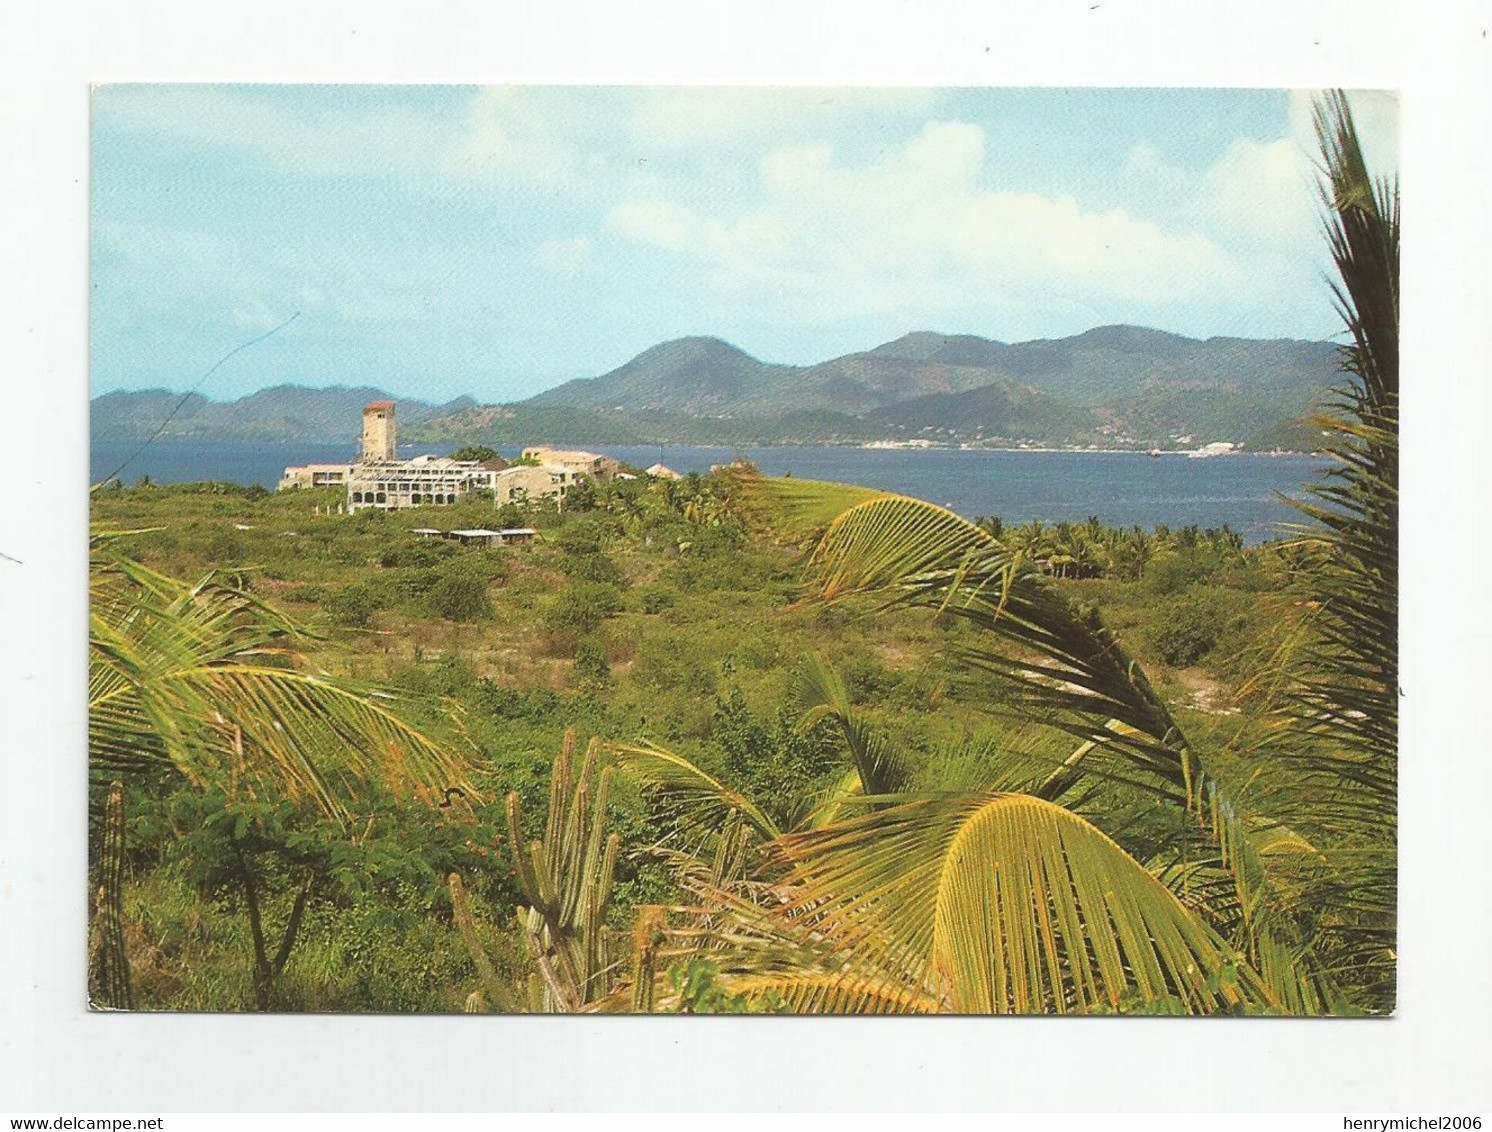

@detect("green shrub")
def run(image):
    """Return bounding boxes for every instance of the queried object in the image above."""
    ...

[1144,553,1200,596]
[564,478,598,512]
[1144,588,1230,667]
[713,688,837,828]
[324,585,373,628]
[639,587,677,614]
[451,445,500,463]
[378,541,456,569]
[553,519,608,557]
[542,582,623,632]
[496,503,528,529]
[631,632,718,696]
[566,552,623,585]
[425,571,492,622]
[572,635,611,684]
[202,530,247,564]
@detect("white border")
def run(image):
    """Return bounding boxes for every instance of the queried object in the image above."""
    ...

[4,0,1490,1113]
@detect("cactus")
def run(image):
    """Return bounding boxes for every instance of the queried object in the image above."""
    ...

[630,905,667,1013]
[88,781,135,1010]
[505,730,622,1012]
[448,872,518,1013]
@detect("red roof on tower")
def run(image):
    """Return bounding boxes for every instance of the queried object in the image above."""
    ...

[365,400,396,411]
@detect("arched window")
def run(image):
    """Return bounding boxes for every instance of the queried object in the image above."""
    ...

[410,493,421,504]
[376,492,386,504]
[351,492,361,503]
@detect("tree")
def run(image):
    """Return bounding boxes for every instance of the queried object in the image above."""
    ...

[452,445,501,464]
[426,569,492,622]
[616,90,1397,1016]
[435,91,1400,1018]
[1261,89,1399,1008]
[563,476,598,512]
[89,536,478,1006]
[605,652,1280,1015]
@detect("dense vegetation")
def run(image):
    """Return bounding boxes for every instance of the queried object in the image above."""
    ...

[88,466,1305,1011]
[87,93,1395,1016]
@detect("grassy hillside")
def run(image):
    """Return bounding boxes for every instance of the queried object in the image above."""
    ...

[91,472,1301,1012]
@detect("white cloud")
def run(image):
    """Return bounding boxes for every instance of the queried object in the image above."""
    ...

[445,88,587,186]
[1199,137,1318,246]
[607,120,1235,325]
[1188,90,1399,255]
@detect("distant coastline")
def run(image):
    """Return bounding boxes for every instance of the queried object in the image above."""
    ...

[855,441,1313,456]
[91,322,1342,456]
[90,437,1327,547]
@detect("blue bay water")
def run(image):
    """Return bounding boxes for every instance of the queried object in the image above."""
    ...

[91,439,1327,545]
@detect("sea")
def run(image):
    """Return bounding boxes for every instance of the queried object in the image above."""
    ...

[90,439,1328,546]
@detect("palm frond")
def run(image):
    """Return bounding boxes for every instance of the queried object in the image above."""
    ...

[735,476,1334,1006]
[766,793,1275,1014]
[605,741,782,843]
[746,480,1197,801]
[89,545,478,821]
[790,655,911,795]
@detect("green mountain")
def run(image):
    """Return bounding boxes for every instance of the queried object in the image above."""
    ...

[527,337,798,415]
[865,380,1100,446]
[92,326,1344,450]
[516,326,1341,447]
[91,385,475,443]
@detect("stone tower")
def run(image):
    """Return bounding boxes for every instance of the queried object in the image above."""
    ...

[361,401,397,463]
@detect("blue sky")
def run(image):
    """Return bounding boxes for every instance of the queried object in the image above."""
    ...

[91,86,1398,404]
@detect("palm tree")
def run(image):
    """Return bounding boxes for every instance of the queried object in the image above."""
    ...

[622,476,1334,1012]
[607,655,909,847]
[455,92,1398,1018]
[1258,89,1398,1008]
[617,90,1396,1016]
[627,90,1401,1010]
[90,537,477,817]
[89,533,479,1007]
[598,654,1280,1014]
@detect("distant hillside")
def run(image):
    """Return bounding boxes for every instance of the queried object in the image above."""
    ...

[528,337,799,415]
[93,325,1345,450]
[519,325,1342,447]
[407,403,876,447]
[91,385,475,443]
[865,380,1099,446]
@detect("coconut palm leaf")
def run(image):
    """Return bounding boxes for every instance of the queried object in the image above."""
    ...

[1239,92,1398,1014]
[606,741,781,843]
[790,655,911,795]
[1279,89,1398,774]
[758,793,1275,1014]
[734,475,1337,1009]
[90,544,478,821]
[740,476,1198,801]
[707,971,942,1015]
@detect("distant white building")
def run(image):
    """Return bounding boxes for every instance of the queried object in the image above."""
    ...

[1186,441,1239,459]
[645,463,683,480]
[348,453,506,511]
[494,463,576,507]
[280,401,508,512]
[521,447,622,484]
[278,463,353,490]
